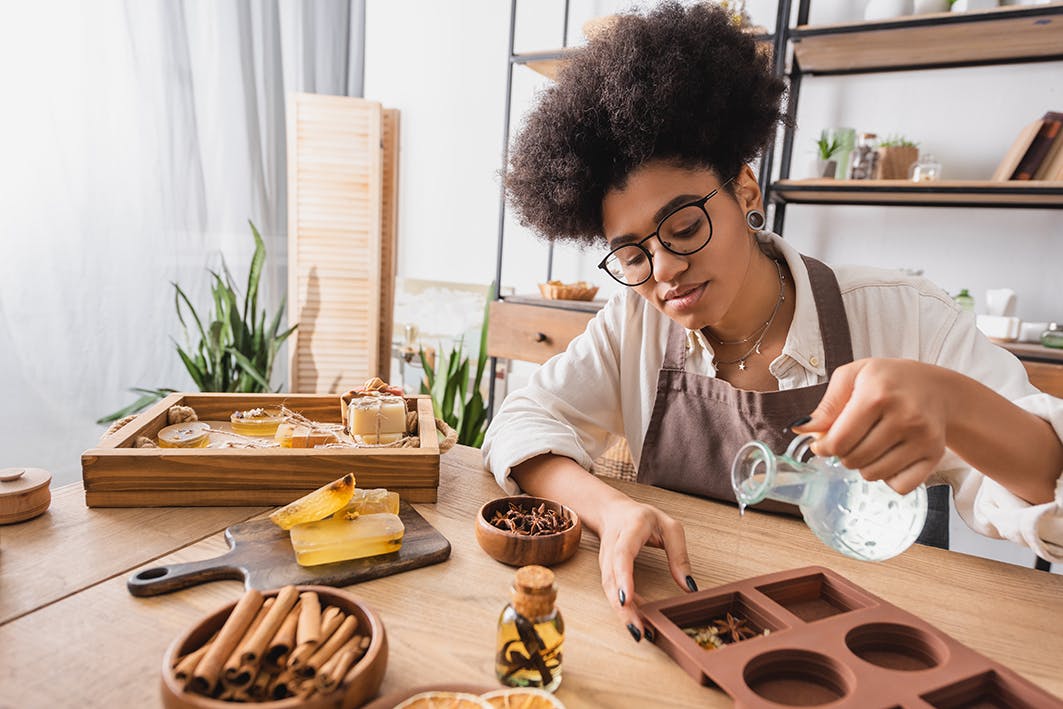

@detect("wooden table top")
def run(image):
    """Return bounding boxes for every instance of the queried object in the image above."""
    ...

[2,445,1062,707]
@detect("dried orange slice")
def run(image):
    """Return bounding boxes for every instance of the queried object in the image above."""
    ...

[268,473,356,530]
[393,691,490,709]
[481,688,566,709]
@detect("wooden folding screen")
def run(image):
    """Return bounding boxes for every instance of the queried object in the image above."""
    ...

[286,93,399,394]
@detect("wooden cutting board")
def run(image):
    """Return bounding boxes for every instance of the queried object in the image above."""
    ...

[127,502,450,597]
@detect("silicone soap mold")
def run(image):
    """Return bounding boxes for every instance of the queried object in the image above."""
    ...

[638,566,1060,708]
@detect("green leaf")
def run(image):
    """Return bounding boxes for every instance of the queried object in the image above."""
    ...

[245,220,266,322]
[174,344,208,390]
[227,347,271,390]
[173,283,207,345]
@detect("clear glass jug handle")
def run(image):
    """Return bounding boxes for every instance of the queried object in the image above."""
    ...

[784,433,817,462]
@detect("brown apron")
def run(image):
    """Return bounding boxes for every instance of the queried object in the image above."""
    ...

[637,255,948,549]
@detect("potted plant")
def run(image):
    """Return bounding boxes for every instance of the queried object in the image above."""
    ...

[874,135,920,179]
[815,134,842,179]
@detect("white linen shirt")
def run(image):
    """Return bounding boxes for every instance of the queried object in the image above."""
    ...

[482,234,1063,561]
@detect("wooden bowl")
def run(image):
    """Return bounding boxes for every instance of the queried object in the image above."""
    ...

[161,585,387,709]
[475,496,582,567]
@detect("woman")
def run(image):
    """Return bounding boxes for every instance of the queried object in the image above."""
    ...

[482,2,1063,641]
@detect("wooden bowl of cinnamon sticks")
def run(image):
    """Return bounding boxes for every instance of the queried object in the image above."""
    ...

[475,496,582,567]
[161,585,387,708]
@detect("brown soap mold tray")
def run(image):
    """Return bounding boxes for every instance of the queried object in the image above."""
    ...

[639,566,1060,708]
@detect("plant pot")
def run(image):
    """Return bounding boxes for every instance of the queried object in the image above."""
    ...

[951,0,998,10]
[913,0,950,13]
[818,159,838,179]
[873,146,919,180]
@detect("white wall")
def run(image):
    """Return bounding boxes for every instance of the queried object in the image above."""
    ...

[364,0,1061,571]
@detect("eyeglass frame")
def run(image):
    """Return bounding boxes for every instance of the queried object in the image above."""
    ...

[596,176,736,287]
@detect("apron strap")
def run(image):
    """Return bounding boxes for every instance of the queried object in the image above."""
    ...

[662,318,688,371]
[801,255,855,377]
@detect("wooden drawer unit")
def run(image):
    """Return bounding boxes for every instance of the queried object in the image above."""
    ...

[487,300,595,364]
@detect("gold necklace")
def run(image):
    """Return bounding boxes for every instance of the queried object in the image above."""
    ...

[708,260,785,371]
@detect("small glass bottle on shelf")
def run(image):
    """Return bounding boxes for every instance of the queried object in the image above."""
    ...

[1042,323,1063,350]
[849,132,879,180]
[496,565,564,692]
[910,153,942,182]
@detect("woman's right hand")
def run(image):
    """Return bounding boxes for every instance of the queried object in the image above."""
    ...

[596,497,698,642]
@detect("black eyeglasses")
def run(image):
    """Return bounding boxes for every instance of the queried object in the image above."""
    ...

[597,177,735,287]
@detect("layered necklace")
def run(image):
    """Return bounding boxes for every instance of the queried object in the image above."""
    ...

[705,259,785,372]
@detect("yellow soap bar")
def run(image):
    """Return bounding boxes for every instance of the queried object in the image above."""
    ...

[348,395,406,437]
[158,422,211,448]
[335,488,400,519]
[275,423,339,448]
[230,408,283,436]
[356,433,403,445]
[289,513,405,566]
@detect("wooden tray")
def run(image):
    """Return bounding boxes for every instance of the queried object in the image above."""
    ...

[82,393,440,507]
[639,566,1060,708]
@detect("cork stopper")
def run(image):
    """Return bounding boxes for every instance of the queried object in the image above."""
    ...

[512,565,557,620]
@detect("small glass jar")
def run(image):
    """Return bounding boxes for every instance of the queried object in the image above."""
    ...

[1042,323,1063,350]
[953,289,975,312]
[910,153,942,182]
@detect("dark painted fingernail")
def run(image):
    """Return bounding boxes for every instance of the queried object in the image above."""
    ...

[627,623,642,643]
[787,415,812,430]
[618,588,626,607]
[685,575,698,592]
[644,626,655,641]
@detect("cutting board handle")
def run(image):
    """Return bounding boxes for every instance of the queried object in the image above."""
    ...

[127,552,247,597]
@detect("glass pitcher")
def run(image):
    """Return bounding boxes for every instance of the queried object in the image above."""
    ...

[731,434,928,562]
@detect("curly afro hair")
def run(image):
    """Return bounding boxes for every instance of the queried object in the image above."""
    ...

[504,2,787,246]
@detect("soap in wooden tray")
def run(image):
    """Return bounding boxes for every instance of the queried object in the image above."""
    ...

[348,395,406,438]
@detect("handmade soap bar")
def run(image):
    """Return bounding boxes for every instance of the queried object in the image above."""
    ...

[356,433,403,446]
[348,395,406,439]
[157,422,211,448]
[274,423,339,449]
[335,488,400,519]
[230,408,283,436]
[289,513,405,566]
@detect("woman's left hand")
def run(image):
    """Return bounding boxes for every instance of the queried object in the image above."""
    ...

[793,358,951,494]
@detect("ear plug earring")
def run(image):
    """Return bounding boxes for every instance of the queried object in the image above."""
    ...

[745,209,767,232]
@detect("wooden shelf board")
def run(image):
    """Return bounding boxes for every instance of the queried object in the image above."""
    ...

[772,179,1063,207]
[1001,341,1063,364]
[502,294,606,313]
[793,3,1063,74]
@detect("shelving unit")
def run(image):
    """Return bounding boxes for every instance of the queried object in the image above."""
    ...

[770,1,1063,230]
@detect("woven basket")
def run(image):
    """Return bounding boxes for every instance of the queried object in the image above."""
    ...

[538,281,599,301]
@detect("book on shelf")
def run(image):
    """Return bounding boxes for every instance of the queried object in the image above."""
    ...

[1034,112,1063,181]
[993,110,1063,181]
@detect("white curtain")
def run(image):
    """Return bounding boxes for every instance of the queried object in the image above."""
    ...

[0,0,365,485]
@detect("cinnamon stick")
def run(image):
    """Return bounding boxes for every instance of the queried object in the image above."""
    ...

[223,597,275,687]
[315,635,361,691]
[341,636,373,685]
[288,605,342,670]
[190,589,264,695]
[296,591,321,646]
[173,638,213,684]
[265,601,301,669]
[299,614,358,678]
[241,585,299,665]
